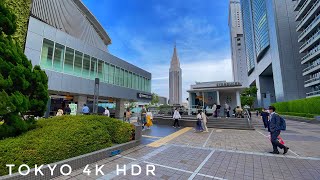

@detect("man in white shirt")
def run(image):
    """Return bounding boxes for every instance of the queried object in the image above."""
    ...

[104,107,110,117]
[172,108,181,128]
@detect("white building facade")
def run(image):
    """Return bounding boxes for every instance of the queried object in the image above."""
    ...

[229,0,248,86]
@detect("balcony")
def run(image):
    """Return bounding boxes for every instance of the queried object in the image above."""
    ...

[301,44,320,64]
[300,29,320,53]
[295,0,307,11]
[303,63,320,76]
[296,0,320,31]
[298,14,320,42]
[296,0,315,21]
[307,89,320,97]
[305,76,320,87]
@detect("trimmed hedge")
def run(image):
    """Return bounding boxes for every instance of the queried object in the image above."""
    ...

[0,115,133,176]
[277,112,317,119]
[272,96,320,116]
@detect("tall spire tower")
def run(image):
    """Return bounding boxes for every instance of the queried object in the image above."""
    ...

[169,44,182,105]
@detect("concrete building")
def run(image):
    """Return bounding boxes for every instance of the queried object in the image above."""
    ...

[229,0,248,86]
[169,45,182,105]
[158,96,168,105]
[294,0,320,97]
[24,0,152,118]
[187,81,244,115]
[240,0,306,108]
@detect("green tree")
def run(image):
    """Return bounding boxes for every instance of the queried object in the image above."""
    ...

[150,93,159,105]
[240,86,258,108]
[0,2,49,138]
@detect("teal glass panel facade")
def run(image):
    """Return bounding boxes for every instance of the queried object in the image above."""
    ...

[40,39,54,69]
[64,47,74,73]
[53,43,65,72]
[40,38,151,92]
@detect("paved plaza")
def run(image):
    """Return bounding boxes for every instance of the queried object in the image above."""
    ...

[55,118,320,180]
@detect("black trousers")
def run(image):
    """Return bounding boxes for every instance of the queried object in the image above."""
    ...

[262,117,268,128]
[173,119,180,127]
[271,130,285,152]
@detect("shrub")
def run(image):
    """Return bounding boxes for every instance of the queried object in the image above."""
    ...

[0,115,133,176]
[272,97,320,116]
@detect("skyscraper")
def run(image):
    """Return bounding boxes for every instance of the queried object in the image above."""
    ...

[169,45,182,105]
[240,0,306,108]
[294,0,320,97]
[228,0,248,86]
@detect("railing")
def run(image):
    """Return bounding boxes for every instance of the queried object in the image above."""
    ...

[297,0,311,19]
[298,13,320,40]
[305,76,320,83]
[303,58,320,72]
[244,109,253,128]
[297,0,320,29]
[307,89,320,96]
[300,28,320,50]
[301,44,320,62]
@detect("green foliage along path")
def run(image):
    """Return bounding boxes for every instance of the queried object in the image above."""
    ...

[0,115,134,176]
[0,2,49,138]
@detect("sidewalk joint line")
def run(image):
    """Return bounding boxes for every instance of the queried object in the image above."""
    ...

[203,129,214,147]
[188,150,225,180]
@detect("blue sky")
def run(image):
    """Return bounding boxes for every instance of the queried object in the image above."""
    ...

[83,0,233,102]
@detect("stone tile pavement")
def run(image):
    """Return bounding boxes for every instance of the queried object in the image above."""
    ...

[53,119,320,180]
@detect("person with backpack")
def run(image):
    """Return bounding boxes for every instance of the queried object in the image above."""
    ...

[268,106,289,154]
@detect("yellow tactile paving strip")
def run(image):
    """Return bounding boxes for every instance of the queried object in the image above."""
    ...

[147,127,192,147]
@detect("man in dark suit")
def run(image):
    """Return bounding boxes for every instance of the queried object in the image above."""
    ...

[268,106,289,154]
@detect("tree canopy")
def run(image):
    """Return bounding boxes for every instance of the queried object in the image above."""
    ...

[0,2,49,138]
[240,86,258,108]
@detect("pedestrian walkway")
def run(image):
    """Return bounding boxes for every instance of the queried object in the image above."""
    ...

[54,119,320,180]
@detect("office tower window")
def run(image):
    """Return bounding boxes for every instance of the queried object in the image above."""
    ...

[98,60,104,81]
[252,0,270,60]
[241,0,255,73]
[74,51,83,76]
[64,47,74,73]
[41,39,54,69]
[109,65,115,84]
[104,63,109,83]
[53,43,65,72]
[90,57,97,79]
[82,54,90,78]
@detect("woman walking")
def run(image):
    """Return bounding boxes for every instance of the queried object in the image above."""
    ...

[201,110,209,132]
[195,110,204,132]
[125,108,131,122]
[172,108,181,128]
[146,109,153,129]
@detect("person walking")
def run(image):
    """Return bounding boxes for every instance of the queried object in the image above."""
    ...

[216,104,221,118]
[224,102,230,118]
[212,103,217,117]
[195,110,204,132]
[104,107,110,117]
[125,108,131,122]
[64,105,71,115]
[260,108,269,129]
[201,110,209,132]
[172,108,181,128]
[140,107,147,129]
[146,109,153,129]
[268,106,289,154]
[82,104,90,115]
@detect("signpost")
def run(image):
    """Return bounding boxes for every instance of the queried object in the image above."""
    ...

[69,103,77,115]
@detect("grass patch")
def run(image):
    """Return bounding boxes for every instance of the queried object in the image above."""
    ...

[0,115,133,176]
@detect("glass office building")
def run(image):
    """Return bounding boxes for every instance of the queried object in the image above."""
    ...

[239,0,306,107]
[294,0,320,97]
[24,0,152,117]
[241,0,255,74]
[251,0,270,60]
